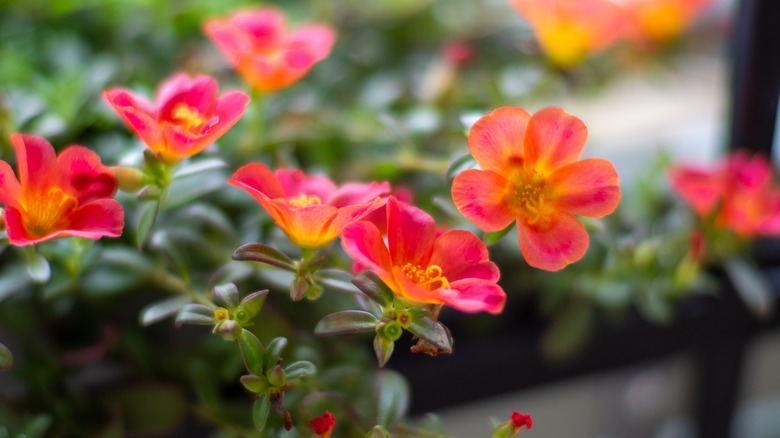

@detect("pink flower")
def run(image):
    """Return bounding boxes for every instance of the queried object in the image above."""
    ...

[341,196,507,314]
[229,162,390,248]
[0,134,124,245]
[103,73,249,163]
[451,107,620,271]
[669,152,780,237]
[204,7,336,93]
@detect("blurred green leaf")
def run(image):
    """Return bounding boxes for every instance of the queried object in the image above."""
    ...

[238,330,265,375]
[25,251,50,284]
[353,270,394,307]
[21,414,51,438]
[172,158,227,180]
[136,200,160,250]
[725,257,774,319]
[0,342,13,371]
[252,397,271,432]
[541,301,595,362]
[108,384,186,435]
[175,304,214,326]
[375,370,410,429]
[263,337,287,371]
[284,360,317,381]
[235,290,269,325]
[315,311,379,336]
[444,153,476,183]
[213,283,239,309]
[139,296,191,326]
[0,266,32,302]
[232,242,296,271]
[315,268,360,294]
[484,224,513,246]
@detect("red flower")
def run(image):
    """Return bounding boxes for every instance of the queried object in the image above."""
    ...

[511,411,533,431]
[103,73,249,163]
[341,196,507,314]
[451,107,620,271]
[229,162,390,248]
[669,152,780,237]
[0,134,124,245]
[204,7,336,93]
[309,410,336,438]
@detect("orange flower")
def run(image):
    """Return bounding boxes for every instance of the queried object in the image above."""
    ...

[229,163,390,248]
[204,7,336,93]
[103,73,250,163]
[623,0,714,44]
[669,152,780,237]
[0,134,124,245]
[309,411,336,438]
[451,107,620,271]
[509,0,626,67]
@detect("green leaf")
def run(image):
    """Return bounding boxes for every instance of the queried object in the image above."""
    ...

[25,251,50,284]
[315,311,379,336]
[315,269,360,293]
[284,360,317,380]
[175,304,214,327]
[483,223,513,246]
[232,243,295,271]
[725,257,774,319]
[353,270,394,307]
[373,333,395,367]
[365,426,392,438]
[444,153,475,183]
[240,374,268,394]
[252,397,271,431]
[263,337,287,371]
[290,276,308,301]
[213,283,239,308]
[0,342,13,371]
[375,370,410,429]
[21,414,51,438]
[139,297,191,326]
[172,158,227,179]
[136,199,160,250]
[541,302,595,362]
[0,266,31,302]
[407,317,452,354]
[235,290,269,325]
[238,330,265,374]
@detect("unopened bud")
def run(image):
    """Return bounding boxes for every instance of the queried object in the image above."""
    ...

[266,364,287,387]
[111,166,145,193]
[217,319,243,341]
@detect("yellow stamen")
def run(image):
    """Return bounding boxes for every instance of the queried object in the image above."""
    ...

[288,194,322,208]
[171,103,207,132]
[22,187,78,237]
[401,263,450,290]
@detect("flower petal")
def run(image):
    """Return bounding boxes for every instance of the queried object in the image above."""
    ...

[4,207,37,245]
[326,181,390,207]
[286,25,336,62]
[278,204,340,248]
[386,197,436,267]
[10,133,56,190]
[429,230,499,282]
[452,169,516,232]
[341,221,393,279]
[0,160,22,210]
[203,19,253,65]
[550,158,620,217]
[668,165,720,217]
[516,212,589,271]
[276,168,337,200]
[65,199,125,239]
[468,106,530,173]
[158,74,219,119]
[229,163,286,199]
[438,279,506,314]
[55,146,118,204]
[524,107,587,173]
[103,89,163,148]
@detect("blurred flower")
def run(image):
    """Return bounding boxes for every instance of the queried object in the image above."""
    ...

[204,7,336,93]
[669,151,780,237]
[622,0,714,44]
[103,73,250,163]
[493,411,533,437]
[444,41,474,66]
[509,0,626,67]
[0,134,124,245]
[341,196,507,314]
[451,106,620,271]
[229,162,390,248]
[309,410,336,438]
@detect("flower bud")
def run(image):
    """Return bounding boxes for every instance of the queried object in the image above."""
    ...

[110,166,145,193]
[381,321,403,342]
[217,319,243,341]
[266,364,287,388]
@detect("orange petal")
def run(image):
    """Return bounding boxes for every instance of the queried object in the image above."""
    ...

[280,204,339,248]
[452,169,516,232]
[550,158,620,217]
[516,212,589,271]
[429,230,500,282]
[468,106,530,173]
[524,107,587,173]
[229,163,286,199]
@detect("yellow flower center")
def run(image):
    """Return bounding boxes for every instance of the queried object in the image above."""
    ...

[288,194,322,208]
[638,3,685,42]
[171,103,208,132]
[401,263,450,290]
[214,307,230,322]
[513,172,554,226]
[539,23,590,68]
[22,187,78,238]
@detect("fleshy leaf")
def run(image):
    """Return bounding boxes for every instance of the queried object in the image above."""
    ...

[235,290,269,325]
[407,317,453,354]
[172,158,227,179]
[352,270,394,307]
[240,374,268,394]
[25,252,50,284]
[484,223,514,246]
[213,283,239,308]
[140,297,191,326]
[136,199,160,249]
[375,370,410,429]
[238,330,265,374]
[373,333,395,367]
[314,310,379,336]
[252,396,272,432]
[445,153,477,184]
[290,276,308,301]
[284,360,317,380]
[232,242,296,271]
[263,337,287,371]
[175,304,215,326]
[0,342,12,371]
[315,268,360,293]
